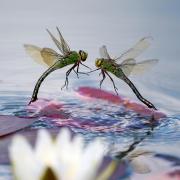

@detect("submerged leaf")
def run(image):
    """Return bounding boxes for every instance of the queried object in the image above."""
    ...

[0,115,37,137]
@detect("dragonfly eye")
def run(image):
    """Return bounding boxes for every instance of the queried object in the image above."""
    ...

[79,50,88,61]
[95,59,103,67]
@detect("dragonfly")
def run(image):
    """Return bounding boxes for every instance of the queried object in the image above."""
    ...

[90,37,158,110]
[24,27,89,104]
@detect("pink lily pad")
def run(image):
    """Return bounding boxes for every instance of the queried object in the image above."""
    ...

[27,99,70,119]
[77,87,166,120]
[0,115,37,137]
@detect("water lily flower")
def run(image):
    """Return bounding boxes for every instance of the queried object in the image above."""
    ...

[9,128,109,180]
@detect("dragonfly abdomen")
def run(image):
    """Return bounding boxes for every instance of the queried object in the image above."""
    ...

[111,67,124,79]
[121,72,157,110]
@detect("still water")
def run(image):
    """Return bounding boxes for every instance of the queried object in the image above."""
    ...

[0,0,180,179]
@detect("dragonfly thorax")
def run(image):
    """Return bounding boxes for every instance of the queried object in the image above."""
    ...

[95,58,114,70]
[66,51,80,63]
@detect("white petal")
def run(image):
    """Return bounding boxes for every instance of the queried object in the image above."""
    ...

[9,135,44,180]
[76,139,105,180]
[56,128,71,147]
[72,134,84,159]
[55,128,74,179]
[56,128,72,160]
[9,129,106,180]
[60,135,84,180]
[35,129,56,166]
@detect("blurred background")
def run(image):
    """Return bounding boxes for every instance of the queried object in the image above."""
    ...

[0,0,180,114]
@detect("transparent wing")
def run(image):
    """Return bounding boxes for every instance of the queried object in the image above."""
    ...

[127,149,153,159]
[40,48,62,66]
[129,59,158,76]
[56,27,70,55]
[47,28,70,56]
[115,37,153,63]
[24,44,60,67]
[130,159,151,174]
[119,59,136,76]
[99,45,111,59]
[120,59,158,76]
[24,44,46,66]
[128,149,153,174]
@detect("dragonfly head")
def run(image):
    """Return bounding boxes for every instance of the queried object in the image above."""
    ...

[95,58,103,68]
[79,50,88,61]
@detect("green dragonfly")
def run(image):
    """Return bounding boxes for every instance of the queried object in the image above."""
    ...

[91,37,158,110]
[24,27,89,104]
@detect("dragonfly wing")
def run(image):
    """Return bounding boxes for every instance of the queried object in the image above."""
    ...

[130,159,151,174]
[24,44,47,66]
[130,59,159,75]
[128,150,153,174]
[115,37,153,63]
[56,27,71,55]
[24,44,60,67]
[46,29,65,55]
[47,28,70,56]
[41,48,62,66]
[99,45,111,59]
[128,149,153,159]
[119,59,136,76]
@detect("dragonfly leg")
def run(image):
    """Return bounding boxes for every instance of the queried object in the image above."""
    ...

[73,62,90,77]
[61,70,72,90]
[80,62,91,70]
[100,70,106,88]
[75,62,90,76]
[72,63,79,78]
[73,68,79,78]
[61,63,77,90]
[105,71,119,95]
[76,63,79,73]
[76,63,80,78]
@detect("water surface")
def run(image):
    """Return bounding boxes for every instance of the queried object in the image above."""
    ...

[0,0,180,179]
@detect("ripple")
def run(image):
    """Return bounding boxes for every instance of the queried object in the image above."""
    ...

[0,92,180,164]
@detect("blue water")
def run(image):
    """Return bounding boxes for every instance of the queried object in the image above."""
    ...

[0,91,180,179]
[0,0,180,179]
